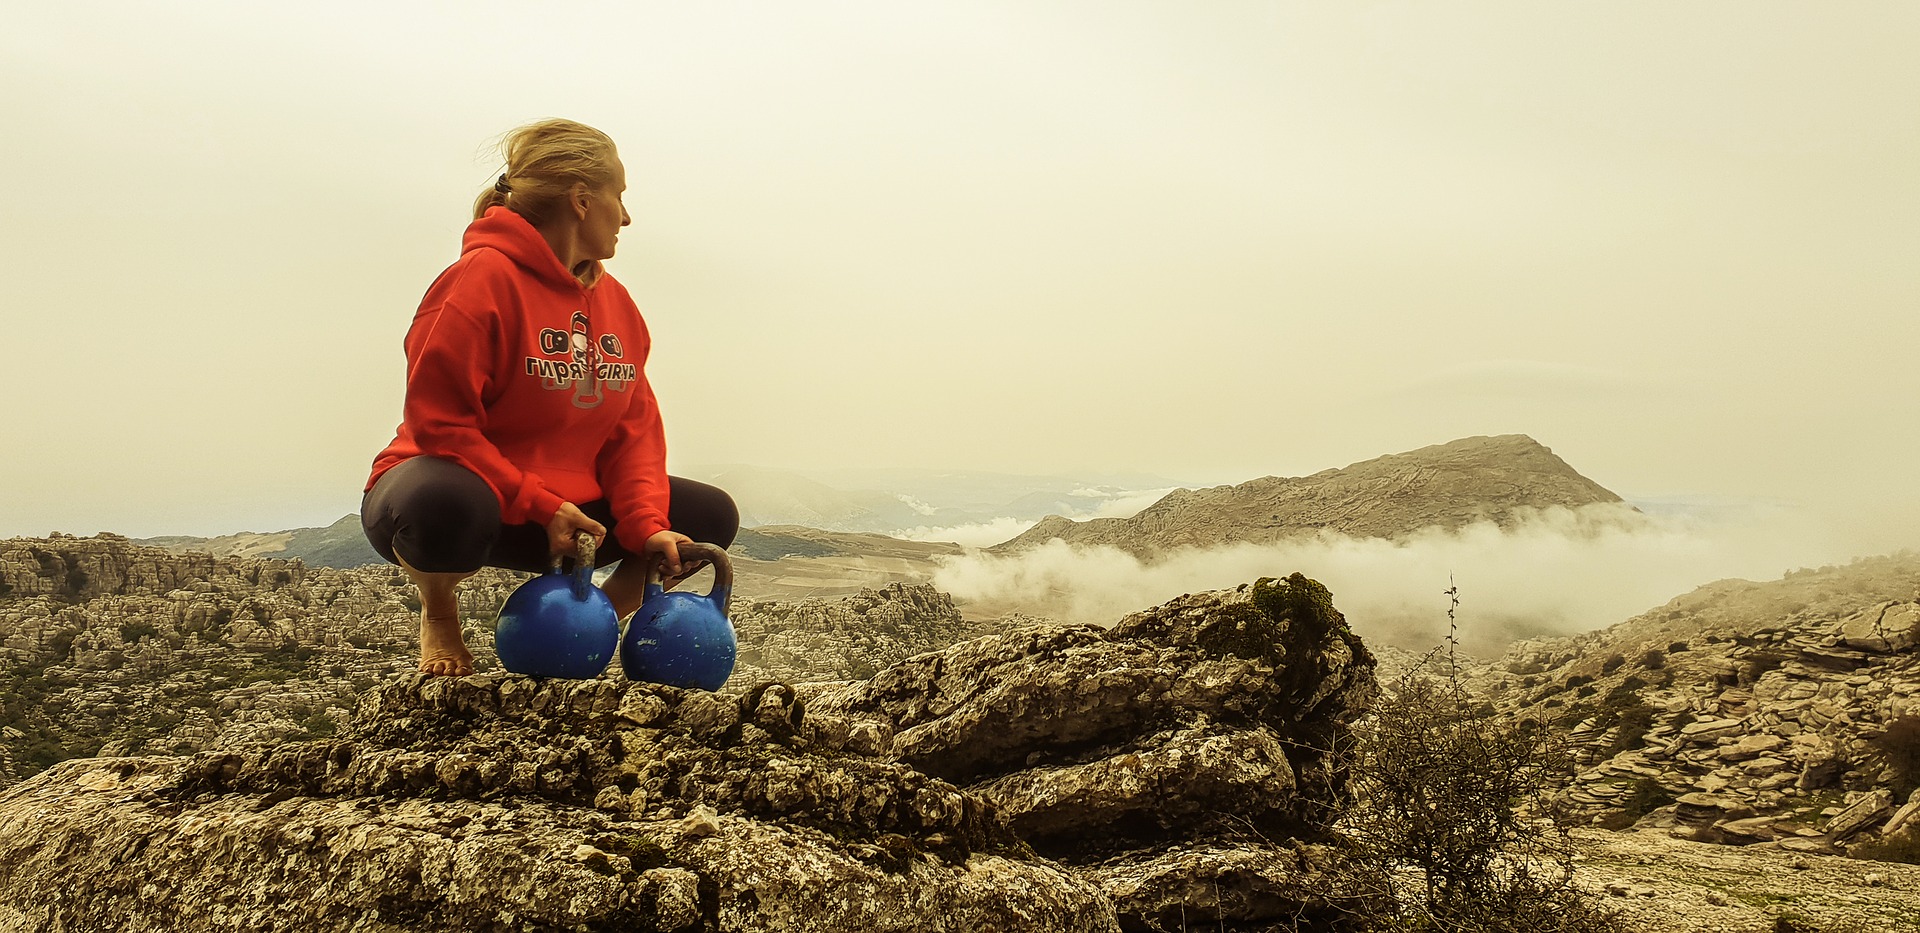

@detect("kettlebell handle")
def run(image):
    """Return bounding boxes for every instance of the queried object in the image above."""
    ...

[647,541,732,615]
[548,532,598,601]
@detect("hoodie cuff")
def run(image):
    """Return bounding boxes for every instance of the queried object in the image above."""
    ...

[615,515,671,555]
[508,474,565,526]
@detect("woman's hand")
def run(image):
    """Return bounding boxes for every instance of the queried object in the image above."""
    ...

[645,529,699,584]
[545,502,607,558]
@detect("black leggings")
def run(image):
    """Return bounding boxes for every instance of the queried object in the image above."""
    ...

[362,456,739,574]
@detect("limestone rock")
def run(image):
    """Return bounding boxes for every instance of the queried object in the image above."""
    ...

[728,583,976,688]
[1840,602,1920,653]
[0,675,1116,932]
[0,576,1378,931]
[1826,790,1896,840]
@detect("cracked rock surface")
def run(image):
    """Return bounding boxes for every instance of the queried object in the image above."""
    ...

[0,575,1376,932]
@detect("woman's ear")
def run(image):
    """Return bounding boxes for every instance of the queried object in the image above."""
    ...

[569,181,591,219]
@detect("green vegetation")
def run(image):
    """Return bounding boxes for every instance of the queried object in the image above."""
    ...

[1851,828,1920,866]
[120,620,159,643]
[1205,573,1350,665]
[1870,715,1920,797]
[1340,578,1614,933]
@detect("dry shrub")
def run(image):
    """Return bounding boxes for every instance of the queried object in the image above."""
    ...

[1338,664,1615,932]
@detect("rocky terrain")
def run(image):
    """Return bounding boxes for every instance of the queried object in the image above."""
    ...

[725,526,962,601]
[1482,552,1920,857]
[994,434,1631,557]
[0,535,969,790]
[730,583,983,685]
[8,525,1920,929]
[0,576,1377,932]
[1572,827,1920,932]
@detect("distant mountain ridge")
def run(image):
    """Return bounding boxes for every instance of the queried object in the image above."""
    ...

[137,515,380,569]
[994,434,1629,557]
[681,463,1183,535]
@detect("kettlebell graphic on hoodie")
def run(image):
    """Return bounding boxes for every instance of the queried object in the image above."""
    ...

[569,311,603,409]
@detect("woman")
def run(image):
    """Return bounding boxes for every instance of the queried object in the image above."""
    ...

[363,119,737,677]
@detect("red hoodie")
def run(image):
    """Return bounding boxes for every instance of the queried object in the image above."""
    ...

[366,207,670,552]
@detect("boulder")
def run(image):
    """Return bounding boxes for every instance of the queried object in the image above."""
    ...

[0,576,1379,932]
[1839,602,1920,653]
[1825,789,1896,840]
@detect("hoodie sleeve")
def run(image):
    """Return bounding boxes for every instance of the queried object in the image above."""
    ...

[400,296,566,526]
[598,327,673,553]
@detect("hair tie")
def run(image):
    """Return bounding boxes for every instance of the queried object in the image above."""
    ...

[494,174,512,195]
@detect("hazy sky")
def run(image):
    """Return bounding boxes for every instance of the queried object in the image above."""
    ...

[5,1,1917,547]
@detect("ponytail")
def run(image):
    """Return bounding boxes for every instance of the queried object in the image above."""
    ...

[471,119,620,224]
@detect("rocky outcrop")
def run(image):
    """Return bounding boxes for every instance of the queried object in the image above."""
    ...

[0,675,1113,932]
[812,573,1378,928]
[0,535,532,785]
[728,583,978,687]
[1487,553,1920,853]
[0,537,980,787]
[993,434,1632,557]
[0,575,1378,931]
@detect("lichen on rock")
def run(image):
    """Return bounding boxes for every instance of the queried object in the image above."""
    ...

[0,577,1378,932]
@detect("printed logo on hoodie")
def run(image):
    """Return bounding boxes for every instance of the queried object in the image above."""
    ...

[524,311,637,409]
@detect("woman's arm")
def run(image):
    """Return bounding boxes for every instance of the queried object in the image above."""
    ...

[596,369,674,554]
[401,296,566,527]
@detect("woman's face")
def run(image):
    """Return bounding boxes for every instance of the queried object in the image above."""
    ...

[580,158,631,261]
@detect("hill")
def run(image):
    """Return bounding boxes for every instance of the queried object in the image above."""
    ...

[993,434,1629,557]
[136,514,381,568]
[1476,551,1920,850]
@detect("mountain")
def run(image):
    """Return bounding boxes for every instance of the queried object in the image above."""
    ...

[136,514,381,568]
[993,434,1629,557]
[681,463,1185,535]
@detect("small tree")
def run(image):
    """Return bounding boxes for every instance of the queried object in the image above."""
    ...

[1337,585,1613,932]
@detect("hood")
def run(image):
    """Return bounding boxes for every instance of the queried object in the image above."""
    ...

[461,206,602,289]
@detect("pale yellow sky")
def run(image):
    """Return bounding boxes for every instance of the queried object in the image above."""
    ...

[3,1,1917,546]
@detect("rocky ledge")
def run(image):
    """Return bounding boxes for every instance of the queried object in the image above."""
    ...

[0,575,1375,932]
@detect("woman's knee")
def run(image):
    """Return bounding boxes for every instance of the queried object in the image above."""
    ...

[365,457,502,572]
[667,476,740,548]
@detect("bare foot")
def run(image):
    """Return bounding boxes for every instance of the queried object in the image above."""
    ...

[419,612,474,677]
[398,556,477,677]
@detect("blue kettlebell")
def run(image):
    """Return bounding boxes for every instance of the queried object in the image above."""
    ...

[621,542,736,691]
[494,532,619,679]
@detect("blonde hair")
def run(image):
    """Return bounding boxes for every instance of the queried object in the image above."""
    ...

[472,119,620,225]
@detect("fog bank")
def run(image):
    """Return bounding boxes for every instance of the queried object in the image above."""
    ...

[931,504,1904,654]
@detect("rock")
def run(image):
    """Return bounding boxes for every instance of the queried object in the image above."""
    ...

[1681,718,1746,742]
[1881,789,1920,837]
[0,577,1378,932]
[1675,793,1757,825]
[1081,844,1365,931]
[728,584,978,688]
[1717,734,1786,762]
[1824,789,1895,839]
[1715,816,1784,844]
[811,575,1376,863]
[0,676,1115,932]
[1839,602,1920,653]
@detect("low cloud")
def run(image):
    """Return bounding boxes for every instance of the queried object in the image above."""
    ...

[899,517,1040,548]
[931,503,1897,655]
[895,486,1183,547]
